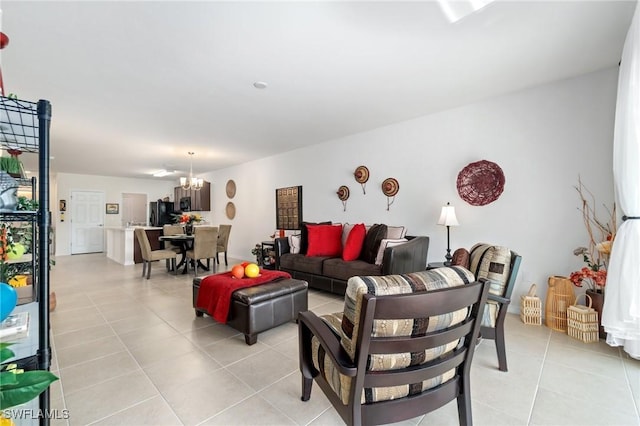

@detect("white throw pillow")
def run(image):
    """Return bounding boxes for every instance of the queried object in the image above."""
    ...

[386,225,407,239]
[341,223,355,248]
[289,234,301,254]
[374,238,408,265]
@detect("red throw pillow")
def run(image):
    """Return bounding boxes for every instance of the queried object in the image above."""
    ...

[306,224,343,257]
[342,223,366,261]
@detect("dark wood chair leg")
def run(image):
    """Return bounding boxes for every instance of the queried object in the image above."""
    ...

[456,393,472,426]
[146,261,151,279]
[495,324,508,372]
[301,376,313,401]
[216,253,220,264]
[224,251,228,265]
[141,261,146,278]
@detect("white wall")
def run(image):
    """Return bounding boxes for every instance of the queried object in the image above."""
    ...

[54,173,176,255]
[202,67,618,309]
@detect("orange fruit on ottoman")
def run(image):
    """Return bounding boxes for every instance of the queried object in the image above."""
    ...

[244,263,260,278]
[231,264,245,279]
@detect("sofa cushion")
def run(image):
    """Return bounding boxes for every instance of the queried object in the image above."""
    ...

[342,224,366,261]
[374,238,409,265]
[385,225,407,239]
[288,234,301,254]
[300,221,332,254]
[279,253,329,275]
[359,224,387,263]
[307,224,343,257]
[341,223,354,248]
[322,258,382,282]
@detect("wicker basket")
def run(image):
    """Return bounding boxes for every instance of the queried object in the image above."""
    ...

[520,284,542,325]
[545,276,575,332]
[567,294,599,343]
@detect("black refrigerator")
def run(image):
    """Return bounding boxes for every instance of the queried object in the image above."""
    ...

[149,200,176,227]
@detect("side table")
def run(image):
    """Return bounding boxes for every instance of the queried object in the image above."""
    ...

[261,241,276,270]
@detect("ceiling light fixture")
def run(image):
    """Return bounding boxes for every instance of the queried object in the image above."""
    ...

[152,169,173,177]
[437,0,495,23]
[180,152,203,191]
[253,81,268,89]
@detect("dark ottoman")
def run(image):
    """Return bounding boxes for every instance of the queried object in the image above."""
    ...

[193,277,308,345]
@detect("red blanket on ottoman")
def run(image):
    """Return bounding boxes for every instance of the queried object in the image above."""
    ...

[195,269,292,323]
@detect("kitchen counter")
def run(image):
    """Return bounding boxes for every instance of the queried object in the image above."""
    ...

[105,227,135,265]
[105,226,165,265]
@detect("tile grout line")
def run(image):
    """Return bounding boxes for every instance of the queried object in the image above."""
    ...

[53,274,186,425]
[526,325,553,425]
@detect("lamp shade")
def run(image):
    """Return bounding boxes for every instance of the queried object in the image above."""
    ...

[437,202,459,227]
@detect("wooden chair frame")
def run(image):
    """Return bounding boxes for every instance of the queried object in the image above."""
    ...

[480,252,522,372]
[299,279,490,426]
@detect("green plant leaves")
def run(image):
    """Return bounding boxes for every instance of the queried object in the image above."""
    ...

[0,370,59,410]
[0,343,59,410]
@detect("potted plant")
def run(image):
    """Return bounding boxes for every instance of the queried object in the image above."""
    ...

[0,343,58,414]
[569,178,616,338]
[0,150,24,179]
[173,213,202,235]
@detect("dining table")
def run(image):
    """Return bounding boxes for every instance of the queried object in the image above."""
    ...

[159,234,210,274]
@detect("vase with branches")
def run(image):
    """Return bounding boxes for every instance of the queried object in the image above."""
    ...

[569,177,616,294]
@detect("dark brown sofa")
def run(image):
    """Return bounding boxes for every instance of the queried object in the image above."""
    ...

[275,236,430,295]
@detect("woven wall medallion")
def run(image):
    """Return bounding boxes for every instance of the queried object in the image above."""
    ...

[456,160,505,206]
[337,185,350,211]
[381,177,399,210]
[354,165,369,194]
[225,202,236,219]
[225,179,236,199]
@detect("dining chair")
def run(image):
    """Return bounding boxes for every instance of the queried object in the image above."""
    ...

[216,224,232,265]
[298,268,490,426]
[162,224,184,254]
[134,228,177,279]
[185,226,218,276]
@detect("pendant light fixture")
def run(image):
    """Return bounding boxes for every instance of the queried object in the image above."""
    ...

[180,152,203,191]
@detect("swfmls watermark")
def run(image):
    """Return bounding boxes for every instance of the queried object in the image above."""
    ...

[2,408,70,420]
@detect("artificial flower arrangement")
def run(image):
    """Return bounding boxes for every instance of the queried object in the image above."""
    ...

[174,213,202,225]
[569,178,616,294]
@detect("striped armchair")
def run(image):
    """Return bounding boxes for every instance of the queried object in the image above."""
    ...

[452,243,522,372]
[298,267,490,426]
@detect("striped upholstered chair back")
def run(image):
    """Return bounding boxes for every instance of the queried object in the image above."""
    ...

[453,243,522,372]
[298,267,490,426]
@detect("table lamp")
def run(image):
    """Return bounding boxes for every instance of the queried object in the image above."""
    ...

[437,202,459,266]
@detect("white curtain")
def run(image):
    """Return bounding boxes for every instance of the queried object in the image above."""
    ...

[603,2,640,359]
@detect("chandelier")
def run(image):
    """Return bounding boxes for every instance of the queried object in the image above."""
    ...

[180,152,203,191]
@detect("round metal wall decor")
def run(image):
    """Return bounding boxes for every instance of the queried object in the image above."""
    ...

[381,177,399,210]
[354,165,369,194]
[336,185,350,211]
[225,202,236,219]
[225,179,236,199]
[456,160,505,206]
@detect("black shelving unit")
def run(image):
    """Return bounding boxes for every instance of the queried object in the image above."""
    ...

[0,96,52,426]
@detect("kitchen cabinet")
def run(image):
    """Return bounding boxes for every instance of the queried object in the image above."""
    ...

[174,181,210,211]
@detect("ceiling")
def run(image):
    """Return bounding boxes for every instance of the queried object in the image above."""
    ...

[1,1,636,180]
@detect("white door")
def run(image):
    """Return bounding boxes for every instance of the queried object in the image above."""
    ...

[71,191,105,254]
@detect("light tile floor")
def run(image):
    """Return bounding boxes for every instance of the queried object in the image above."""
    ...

[44,253,639,426]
